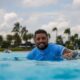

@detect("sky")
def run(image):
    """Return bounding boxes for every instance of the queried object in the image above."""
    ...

[0,0,80,42]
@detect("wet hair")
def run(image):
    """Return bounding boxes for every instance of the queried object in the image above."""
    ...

[34,29,48,37]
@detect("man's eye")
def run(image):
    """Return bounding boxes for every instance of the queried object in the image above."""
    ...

[43,37,46,39]
[37,38,40,40]
[36,37,46,40]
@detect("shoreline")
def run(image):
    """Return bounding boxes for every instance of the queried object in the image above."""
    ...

[0,47,32,52]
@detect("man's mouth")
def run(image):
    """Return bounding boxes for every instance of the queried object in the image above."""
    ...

[39,43,44,46]
[37,43,48,50]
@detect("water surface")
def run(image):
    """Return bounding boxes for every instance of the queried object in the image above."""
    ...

[0,51,80,80]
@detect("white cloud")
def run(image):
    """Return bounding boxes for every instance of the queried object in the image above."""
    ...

[0,11,23,36]
[40,20,80,42]
[23,0,58,7]
[0,9,5,15]
[4,12,24,25]
[40,19,70,34]
[4,12,18,22]
[27,13,69,34]
[26,15,38,24]
[71,25,80,35]
[0,9,5,24]
[25,12,63,32]
[26,12,64,24]
[40,18,70,42]
[73,0,80,7]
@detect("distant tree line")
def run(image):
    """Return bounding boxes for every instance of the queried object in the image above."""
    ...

[0,22,33,48]
[52,27,80,50]
[0,22,80,50]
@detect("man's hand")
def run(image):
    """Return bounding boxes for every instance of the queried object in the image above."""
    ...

[63,49,74,60]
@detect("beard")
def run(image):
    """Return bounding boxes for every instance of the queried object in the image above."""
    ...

[36,42,48,50]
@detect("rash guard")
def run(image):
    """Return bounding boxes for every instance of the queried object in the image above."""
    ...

[27,43,65,61]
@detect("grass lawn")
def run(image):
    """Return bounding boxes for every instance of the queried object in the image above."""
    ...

[0,47,32,52]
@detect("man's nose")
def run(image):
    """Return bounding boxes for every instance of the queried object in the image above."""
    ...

[39,38,43,42]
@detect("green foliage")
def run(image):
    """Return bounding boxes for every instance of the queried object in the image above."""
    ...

[0,48,4,51]
[0,23,80,50]
[52,27,80,50]
[64,41,74,50]
[64,28,71,40]
[56,35,64,45]
[11,47,32,51]
[0,47,32,51]
[0,35,3,46]
[6,35,13,44]
[13,33,21,47]
[12,22,21,33]
[1,41,10,48]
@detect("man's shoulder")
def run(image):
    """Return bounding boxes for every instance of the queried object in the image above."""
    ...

[49,43,65,49]
[49,43,60,47]
[30,47,38,53]
[27,47,38,58]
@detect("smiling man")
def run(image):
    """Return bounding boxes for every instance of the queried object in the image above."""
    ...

[27,29,79,61]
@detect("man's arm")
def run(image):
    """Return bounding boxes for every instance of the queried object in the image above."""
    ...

[62,49,79,60]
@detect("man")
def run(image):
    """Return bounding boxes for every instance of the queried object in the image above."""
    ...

[27,29,79,61]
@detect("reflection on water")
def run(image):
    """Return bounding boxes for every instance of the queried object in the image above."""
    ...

[0,52,80,80]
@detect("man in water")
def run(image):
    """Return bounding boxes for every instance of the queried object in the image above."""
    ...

[27,29,79,61]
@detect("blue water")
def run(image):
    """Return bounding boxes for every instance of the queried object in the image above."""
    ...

[0,52,80,80]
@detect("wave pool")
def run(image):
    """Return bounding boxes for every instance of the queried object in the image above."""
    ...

[0,51,80,80]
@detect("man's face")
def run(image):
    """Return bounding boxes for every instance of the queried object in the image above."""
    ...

[34,33,48,50]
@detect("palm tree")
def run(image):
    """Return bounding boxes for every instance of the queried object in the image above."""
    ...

[65,40,74,49]
[6,34,13,42]
[73,33,79,49]
[56,35,64,45]
[52,27,58,42]
[77,38,80,49]
[12,22,29,41]
[21,26,28,39]
[23,33,28,42]
[64,28,71,40]
[13,33,21,47]
[12,22,21,34]
[1,41,10,48]
[69,33,79,49]
[0,35,3,47]
[6,34,13,47]
[27,33,33,40]
[74,33,78,40]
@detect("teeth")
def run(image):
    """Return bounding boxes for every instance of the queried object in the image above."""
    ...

[39,44,44,46]
[39,43,44,47]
